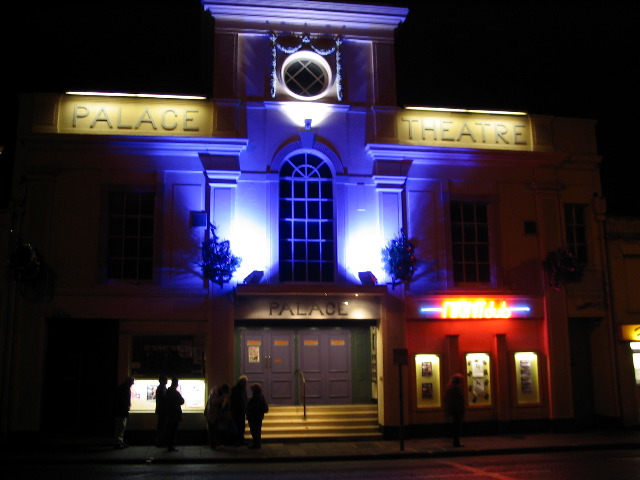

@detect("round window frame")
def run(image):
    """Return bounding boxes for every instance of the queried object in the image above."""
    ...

[281,51,333,101]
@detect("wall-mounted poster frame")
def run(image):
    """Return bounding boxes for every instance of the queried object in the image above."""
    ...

[414,353,441,408]
[465,352,491,407]
[514,351,541,405]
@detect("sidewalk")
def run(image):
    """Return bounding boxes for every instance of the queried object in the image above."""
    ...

[3,430,640,464]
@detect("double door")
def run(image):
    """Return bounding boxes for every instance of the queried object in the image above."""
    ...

[240,328,352,405]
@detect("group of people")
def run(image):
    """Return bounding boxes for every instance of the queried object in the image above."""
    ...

[113,375,185,452]
[114,372,463,450]
[204,375,269,450]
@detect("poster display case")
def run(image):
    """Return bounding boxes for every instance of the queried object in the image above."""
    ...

[465,353,491,406]
[130,379,206,412]
[514,352,540,404]
[414,354,441,408]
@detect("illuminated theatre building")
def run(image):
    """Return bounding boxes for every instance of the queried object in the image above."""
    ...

[3,0,621,440]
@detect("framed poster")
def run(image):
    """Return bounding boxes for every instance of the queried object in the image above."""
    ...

[414,354,441,408]
[465,353,491,407]
[514,352,540,404]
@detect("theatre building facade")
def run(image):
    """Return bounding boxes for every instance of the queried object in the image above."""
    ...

[1,0,624,440]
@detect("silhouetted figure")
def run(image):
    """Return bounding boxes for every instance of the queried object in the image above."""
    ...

[205,383,230,449]
[246,383,269,449]
[229,375,248,445]
[164,377,185,452]
[444,373,466,447]
[113,376,135,449]
[155,375,168,446]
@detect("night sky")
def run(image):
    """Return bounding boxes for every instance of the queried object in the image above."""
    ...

[2,1,637,215]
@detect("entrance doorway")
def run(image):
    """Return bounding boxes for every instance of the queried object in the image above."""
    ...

[240,327,369,405]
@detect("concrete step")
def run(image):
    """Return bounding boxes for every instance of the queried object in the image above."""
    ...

[260,404,381,441]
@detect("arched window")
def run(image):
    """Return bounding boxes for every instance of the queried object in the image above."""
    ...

[279,153,334,282]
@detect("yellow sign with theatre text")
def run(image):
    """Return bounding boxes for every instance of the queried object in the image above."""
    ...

[397,110,531,151]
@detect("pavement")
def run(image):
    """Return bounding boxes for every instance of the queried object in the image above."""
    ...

[3,429,640,464]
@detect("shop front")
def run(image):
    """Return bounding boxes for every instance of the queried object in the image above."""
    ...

[406,295,548,432]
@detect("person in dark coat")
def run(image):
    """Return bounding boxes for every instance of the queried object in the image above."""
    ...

[112,375,135,449]
[229,375,248,445]
[246,383,269,449]
[164,377,185,452]
[154,375,168,446]
[444,373,466,447]
[204,383,230,449]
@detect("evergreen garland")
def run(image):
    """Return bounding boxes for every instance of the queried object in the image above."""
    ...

[381,230,417,287]
[545,247,584,291]
[198,224,241,287]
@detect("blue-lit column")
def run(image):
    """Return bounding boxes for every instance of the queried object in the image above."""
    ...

[200,152,242,387]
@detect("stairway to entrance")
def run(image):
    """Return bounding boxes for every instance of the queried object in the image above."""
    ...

[261,404,381,441]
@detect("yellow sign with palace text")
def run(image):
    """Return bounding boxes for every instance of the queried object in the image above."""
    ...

[58,96,213,137]
[620,325,640,341]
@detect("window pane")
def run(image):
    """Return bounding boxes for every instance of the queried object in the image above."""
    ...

[321,263,333,281]
[308,242,320,260]
[125,218,139,236]
[280,220,292,239]
[308,182,319,198]
[308,201,320,218]
[308,222,320,239]
[321,201,333,219]
[293,262,306,281]
[308,262,321,281]
[293,221,305,239]
[294,241,306,258]
[294,181,305,198]
[280,200,292,219]
[279,241,291,260]
[322,243,334,261]
[280,180,292,198]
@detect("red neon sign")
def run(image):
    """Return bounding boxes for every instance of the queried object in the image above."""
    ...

[420,298,532,319]
[442,299,511,318]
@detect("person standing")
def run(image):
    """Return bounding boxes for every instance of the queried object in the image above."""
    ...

[229,375,248,445]
[154,375,168,447]
[113,375,135,449]
[205,383,229,449]
[164,377,185,452]
[246,383,269,449]
[444,373,466,447]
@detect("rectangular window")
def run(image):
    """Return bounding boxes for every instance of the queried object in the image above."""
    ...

[450,201,491,284]
[279,154,334,282]
[564,204,587,263]
[107,192,155,281]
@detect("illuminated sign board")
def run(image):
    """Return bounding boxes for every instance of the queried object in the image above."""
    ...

[397,110,531,151]
[57,95,214,137]
[235,295,380,320]
[620,325,640,342]
[420,297,532,319]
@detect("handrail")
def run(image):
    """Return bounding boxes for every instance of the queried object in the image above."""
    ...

[296,369,307,420]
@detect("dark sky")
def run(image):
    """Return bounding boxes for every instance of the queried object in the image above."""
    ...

[2,1,637,215]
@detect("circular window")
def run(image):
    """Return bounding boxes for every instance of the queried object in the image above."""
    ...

[281,51,332,101]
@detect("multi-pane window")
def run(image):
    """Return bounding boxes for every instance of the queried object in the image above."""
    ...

[279,153,334,282]
[565,204,587,263]
[107,192,155,281]
[450,201,491,284]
